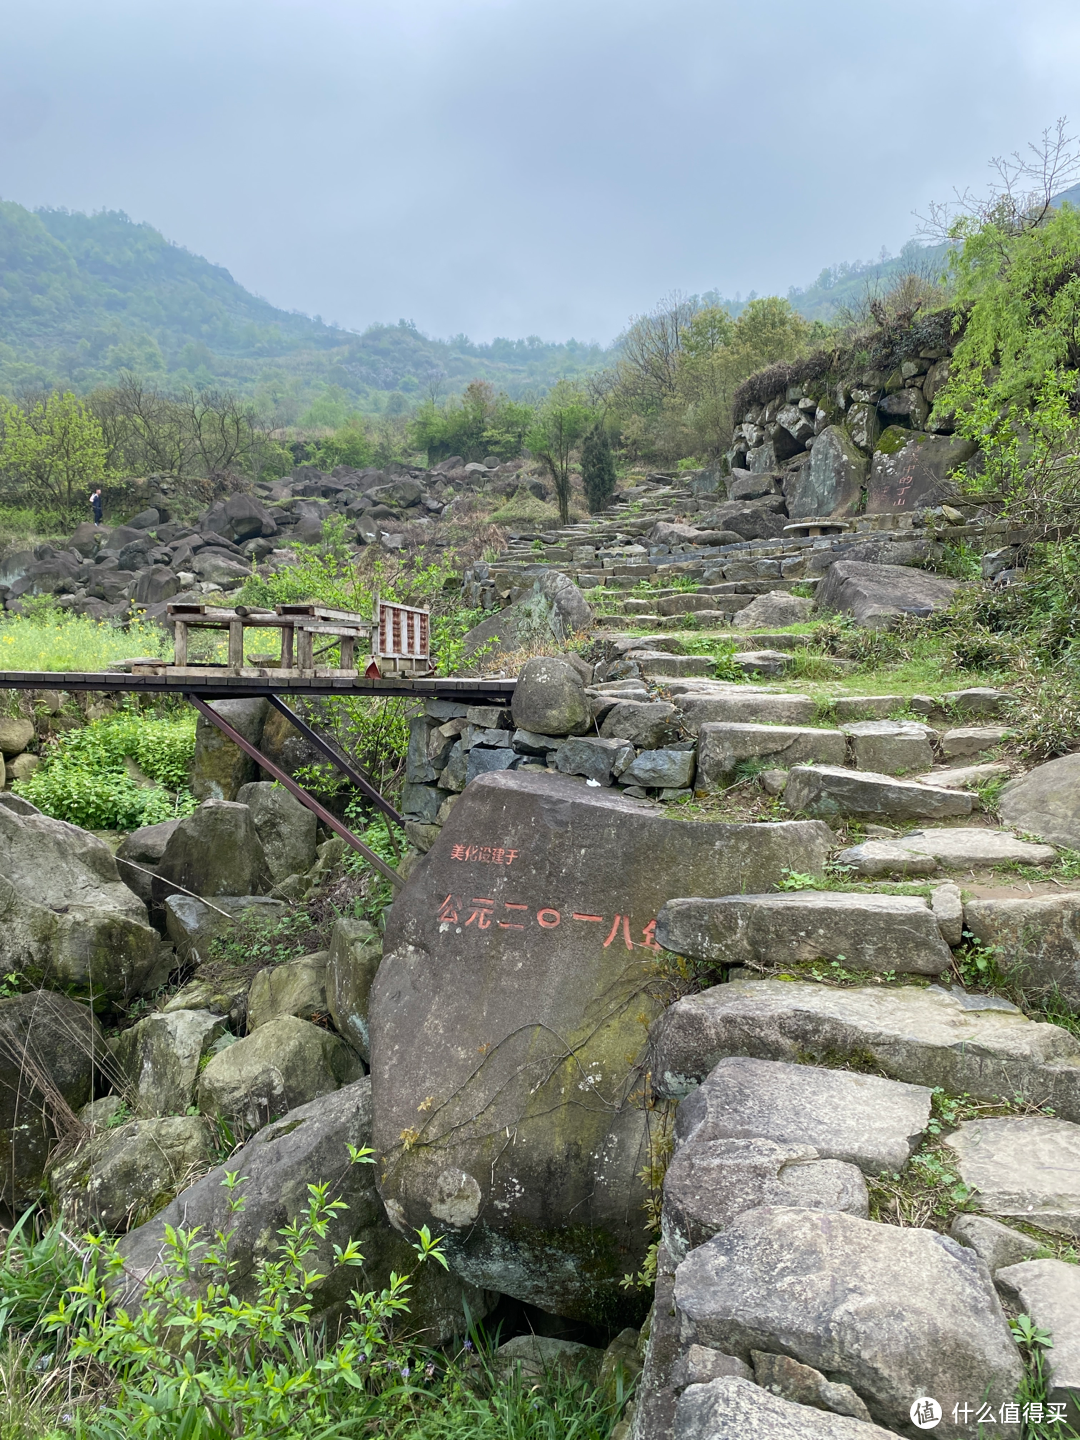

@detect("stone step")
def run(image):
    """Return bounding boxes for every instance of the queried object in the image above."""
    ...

[674,692,816,732]
[647,975,1080,1118]
[784,765,973,821]
[697,722,847,787]
[837,827,1056,876]
[656,892,954,975]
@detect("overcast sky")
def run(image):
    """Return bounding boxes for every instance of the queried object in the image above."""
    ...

[1,0,1078,345]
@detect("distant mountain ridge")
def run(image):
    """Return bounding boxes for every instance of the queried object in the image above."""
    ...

[0,201,610,409]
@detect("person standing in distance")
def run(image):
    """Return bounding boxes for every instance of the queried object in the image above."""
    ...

[90,486,103,526]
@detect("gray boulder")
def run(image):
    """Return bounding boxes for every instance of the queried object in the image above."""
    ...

[164,893,286,965]
[656,892,953,976]
[511,655,591,736]
[733,591,813,629]
[0,991,103,1209]
[866,430,976,513]
[662,1137,867,1261]
[494,1334,603,1382]
[370,769,833,1326]
[997,753,1080,848]
[555,736,633,785]
[116,1079,490,1341]
[50,1115,216,1233]
[648,976,1080,1117]
[154,800,271,901]
[674,1375,910,1439]
[949,1214,1042,1274]
[599,700,678,749]
[325,918,382,1062]
[814,560,959,629]
[189,698,269,802]
[114,1008,227,1116]
[115,818,183,905]
[674,1207,1022,1437]
[0,718,34,756]
[674,1056,932,1175]
[751,1351,873,1422]
[247,952,329,1030]
[786,426,868,520]
[198,1014,363,1132]
[236,781,318,884]
[995,1260,1080,1426]
[463,574,594,663]
[620,748,696,790]
[0,804,160,1006]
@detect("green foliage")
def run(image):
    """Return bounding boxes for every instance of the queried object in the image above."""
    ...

[0,392,110,523]
[526,381,594,525]
[411,380,534,464]
[14,709,197,830]
[581,423,617,513]
[938,201,1080,540]
[0,611,171,671]
[46,1161,446,1439]
[312,417,373,470]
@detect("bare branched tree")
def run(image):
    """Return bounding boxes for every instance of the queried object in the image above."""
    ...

[915,117,1080,240]
[614,291,700,412]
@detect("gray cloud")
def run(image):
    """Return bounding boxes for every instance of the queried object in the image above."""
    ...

[1,0,1077,341]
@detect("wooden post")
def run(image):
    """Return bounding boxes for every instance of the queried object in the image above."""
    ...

[173,621,188,667]
[280,624,294,670]
[297,627,314,671]
[228,619,244,673]
[339,635,355,671]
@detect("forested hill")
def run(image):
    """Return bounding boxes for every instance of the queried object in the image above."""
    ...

[0,202,610,409]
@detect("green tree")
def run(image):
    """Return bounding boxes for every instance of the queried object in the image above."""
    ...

[0,390,109,521]
[581,421,617,512]
[932,140,1080,533]
[526,381,593,523]
[314,417,373,469]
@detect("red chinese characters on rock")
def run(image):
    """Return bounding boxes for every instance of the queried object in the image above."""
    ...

[435,895,661,950]
[449,844,521,866]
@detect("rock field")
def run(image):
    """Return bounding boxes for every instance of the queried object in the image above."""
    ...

[2,374,1078,1434]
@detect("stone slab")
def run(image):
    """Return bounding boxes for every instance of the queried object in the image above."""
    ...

[675,693,815,733]
[837,827,1056,876]
[697,723,846,788]
[656,892,953,975]
[647,977,1080,1119]
[674,1207,1021,1437]
[964,894,1080,1006]
[662,1137,867,1261]
[949,1214,1042,1274]
[785,765,973,820]
[674,1377,902,1440]
[674,1055,932,1174]
[995,1260,1080,1426]
[945,1116,1080,1236]
[941,726,1012,759]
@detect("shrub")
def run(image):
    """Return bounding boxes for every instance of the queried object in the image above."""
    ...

[0,613,171,672]
[14,710,197,830]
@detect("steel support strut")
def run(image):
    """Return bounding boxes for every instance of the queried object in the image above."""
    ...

[264,694,404,829]
[186,693,404,889]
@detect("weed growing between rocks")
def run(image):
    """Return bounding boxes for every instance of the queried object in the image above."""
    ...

[0,1164,631,1440]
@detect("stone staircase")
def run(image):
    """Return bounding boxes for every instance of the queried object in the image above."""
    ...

[461,478,1021,628]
